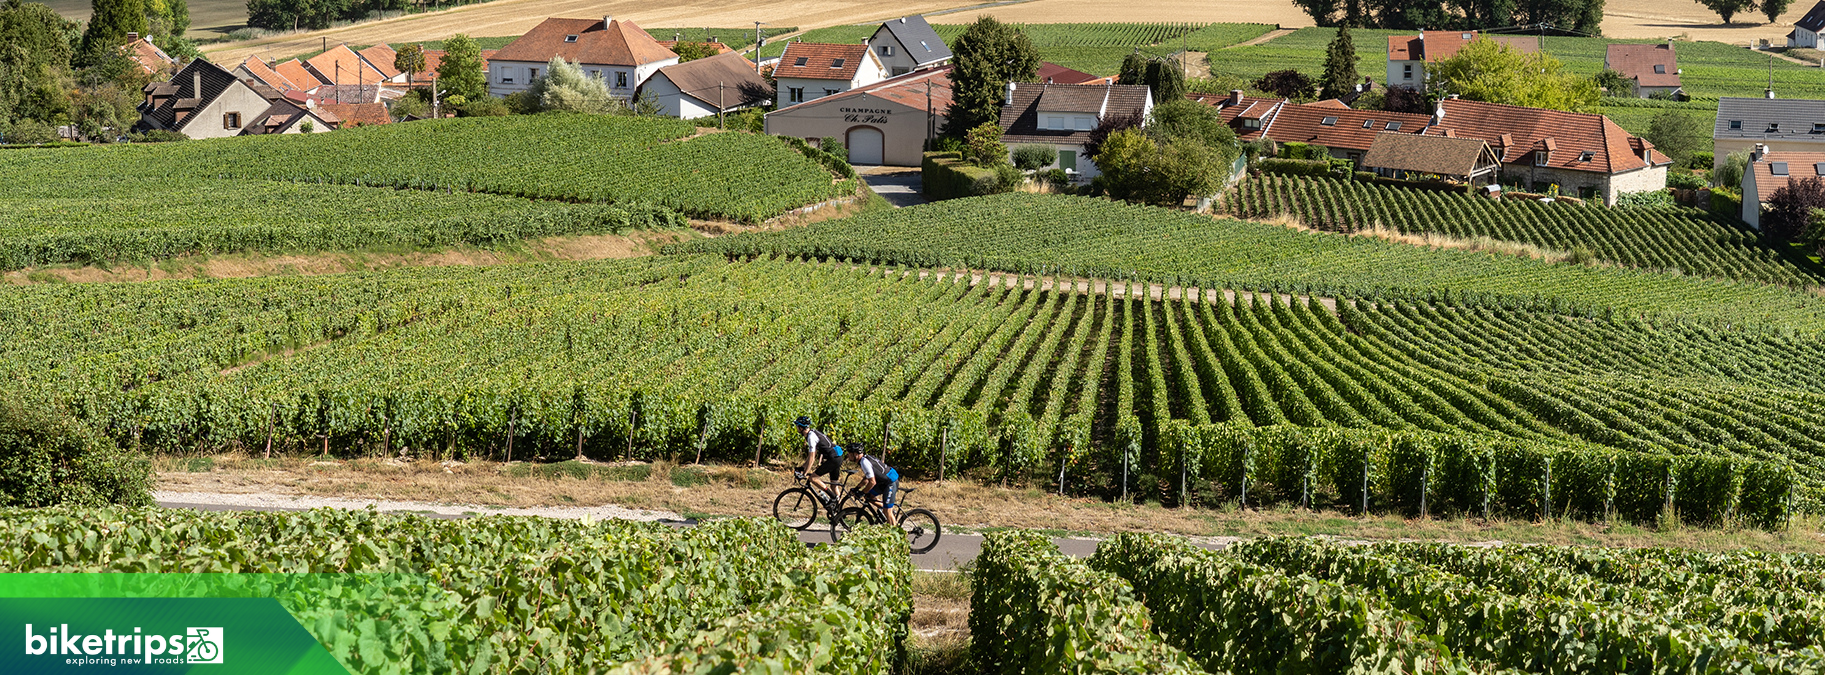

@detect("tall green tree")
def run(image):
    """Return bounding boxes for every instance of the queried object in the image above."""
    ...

[943,16,1038,137]
[1317,25,1359,100]
[436,33,487,101]
[1764,0,1794,23]
[1643,111,1707,168]
[0,1,79,124]
[79,0,146,66]
[1429,37,1598,112]
[1144,59,1185,102]
[1695,0,1758,24]
[1118,52,1147,86]
[393,42,425,86]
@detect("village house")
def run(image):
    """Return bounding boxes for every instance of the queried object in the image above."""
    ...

[488,17,678,100]
[124,32,176,76]
[1360,132,1501,185]
[997,80,1153,181]
[138,60,333,139]
[1188,91,1430,166]
[1606,42,1682,98]
[1193,89,1283,142]
[867,15,953,76]
[1713,96,1825,166]
[639,51,771,120]
[766,65,953,166]
[1424,97,1670,205]
[774,42,890,106]
[1789,1,1825,48]
[1739,147,1825,229]
[1386,31,1538,92]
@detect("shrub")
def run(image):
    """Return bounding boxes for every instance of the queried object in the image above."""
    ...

[1257,158,1331,178]
[460,96,511,117]
[1710,186,1743,219]
[963,122,1007,167]
[131,129,187,142]
[1689,151,1714,170]
[1036,168,1069,188]
[1667,171,1706,190]
[1615,190,1674,207]
[819,136,847,159]
[921,151,1000,200]
[0,397,151,508]
[1010,144,1055,171]
[993,162,1023,192]
[1,119,59,145]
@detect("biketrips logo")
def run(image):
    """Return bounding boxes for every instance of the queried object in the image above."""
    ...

[25,623,223,666]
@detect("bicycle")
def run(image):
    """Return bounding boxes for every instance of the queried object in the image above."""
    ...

[772,470,846,532]
[829,476,941,554]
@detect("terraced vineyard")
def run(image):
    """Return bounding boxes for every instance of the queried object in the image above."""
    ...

[678,193,1825,331]
[0,115,852,268]
[1223,174,1824,287]
[2,254,1810,523]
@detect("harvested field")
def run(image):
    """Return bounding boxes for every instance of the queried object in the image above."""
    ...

[929,0,1307,26]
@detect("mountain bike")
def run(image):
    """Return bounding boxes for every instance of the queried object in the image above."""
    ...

[829,481,941,554]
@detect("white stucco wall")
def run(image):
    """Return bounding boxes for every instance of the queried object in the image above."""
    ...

[638,72,727,120]
[765,94,941,167]
[488,57,677,99]
[174,82,272,140]
[1791,27,1819,48]
[1387,59,1424,91]
[1714,137,1825,167]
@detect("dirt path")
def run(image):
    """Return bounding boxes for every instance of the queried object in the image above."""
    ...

[1227,27,1296,48]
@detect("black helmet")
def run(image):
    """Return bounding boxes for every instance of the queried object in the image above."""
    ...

[792,415,813,428]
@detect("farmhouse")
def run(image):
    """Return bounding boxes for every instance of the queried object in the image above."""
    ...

[1739,147,1825,229]
[997,81,1153,181]
[243,99,336,134]
[488,17,679,99]
[867,15,953,76]
[124,32,175,76]
[1789,1,1825,48]
[639,51,771,120]
[1192,90,1283,141]
[1713,97,1825,166]
[775,42,889,106]
[1425,97,1670,205]
[1386,31,1538,92]
[1257,102,1432,167]
[138,60,335,139]
[1360,132,1501,185]
[1605,43,1681,99]
[766,66,953,166]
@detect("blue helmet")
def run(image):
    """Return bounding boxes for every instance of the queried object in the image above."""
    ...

[792,415,813,428]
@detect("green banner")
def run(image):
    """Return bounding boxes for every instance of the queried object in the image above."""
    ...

[0,574,441,674]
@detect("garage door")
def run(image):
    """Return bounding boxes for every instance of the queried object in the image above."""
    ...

[847,127,884,166]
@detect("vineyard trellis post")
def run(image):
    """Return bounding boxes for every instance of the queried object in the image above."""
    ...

[937,424,949,482]
[505,406,518,463]
[625,410,637,462]
[575,428,586,462]
[1361,453,1369,515]
[263,404,276,460]
[1543,455,1552,521]
[752,415,767,468]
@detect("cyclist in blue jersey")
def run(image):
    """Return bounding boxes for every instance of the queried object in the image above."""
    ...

[850,444,900,527]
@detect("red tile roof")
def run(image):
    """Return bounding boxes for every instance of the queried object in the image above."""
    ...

[657,40,736,56]
[307,44,388,86]
[127,37,175,75]
[491,18,677,67]
[1187,92,1285,141]
[238,56,302,91]
[1748,151,1825,197]
[316,102,392,127]
[777,42,872,81]
[777,65,953,113]
[358,44,402,79]
[1037,62,1102,85]
[1606,43,1680,88]
[1426,98,1670,174]
[1388,31,1538,62]
[276,60,326,90]
[1263,102,1431,152]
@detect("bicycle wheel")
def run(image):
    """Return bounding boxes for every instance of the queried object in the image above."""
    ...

[772,488,820,530]
[898,508,942,554]
[830,506,877,544]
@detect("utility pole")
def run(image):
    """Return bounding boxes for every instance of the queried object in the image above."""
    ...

[432,73,440,118]
[754,21,766,75]
[718,80,725,128]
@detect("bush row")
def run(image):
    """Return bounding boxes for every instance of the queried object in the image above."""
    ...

[1167,423,1794,529]
[781,135,859,180]
[0,202,684,270]
[922,151,1002,201]
[970,530,1201,673]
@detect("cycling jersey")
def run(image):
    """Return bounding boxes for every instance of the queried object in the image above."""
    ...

[857,454,896,482]
[805,429,841,462]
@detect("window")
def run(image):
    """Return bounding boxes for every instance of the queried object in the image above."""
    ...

[1534,150,1548,166]
[824,88,839,97]
[1058,149,1077,172]
[223,112,241,129]
[1579,186,1597,199]
[1773,162,1790,176]
[879,45,894,56]
[529,67,539,79]
[1653,64,1665,74]
[589,70,599,78]
[565,35,578,43]
[1577,150,1594,162]
[1386,121,1402,131]
[1403,64,1412,80]
[794,57,808,66]
[1243,118,1261,129]
[1729,120,1742,129]
[789,87,804,103]
[830,58,845,68]
[1044,116,1061,129]
[1075,117,1093,130]
[1815,162,1825,175]
[616,72,628,88]
[1814,123,1825,134]
[921,41,930,51]
[1320,116,1338,126]
[1362,119,1374,129]
[1461,32,1473,39]
[1768,123,1780,133]
[501,66,514,84]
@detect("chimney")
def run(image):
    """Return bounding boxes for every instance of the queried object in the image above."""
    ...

[604,15,613,30]
[127,31,138,43]
[1753,143,1769,162]
[1446,93,1459,99]
[193,71,202,98]
[1228,89,1243,106]
[1005,81,1016,106]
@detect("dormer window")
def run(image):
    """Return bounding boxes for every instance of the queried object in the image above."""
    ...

[565,35,578,43]
[1243,118,1261,129]
[1320,116,1338,126]
[1813,123,1825,134]
[1461,33,1473,39]
[1768,123,1780,133]
[1773,162,1790,176]
[1386,121,1402,131]
[831,58,845,68]
[1534,150,1548,166]
[1815,162,1825,175]
[1577,150,1594,162]
[794,57,808,66]
[921,41,930,51]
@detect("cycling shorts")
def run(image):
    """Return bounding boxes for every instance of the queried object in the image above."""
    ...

[866,479,899,508]
[815,456,842,480]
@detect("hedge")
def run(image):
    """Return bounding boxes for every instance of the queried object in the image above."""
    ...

[0,397,151,508]
[922,151,1002,201]
[1255,158,1331,178]
[970,530,1201,674]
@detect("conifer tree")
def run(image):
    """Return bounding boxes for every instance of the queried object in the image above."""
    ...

[1318,26,1359,101]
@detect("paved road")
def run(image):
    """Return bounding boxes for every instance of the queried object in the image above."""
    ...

[156,500,1097,571]
[857,166,927,208]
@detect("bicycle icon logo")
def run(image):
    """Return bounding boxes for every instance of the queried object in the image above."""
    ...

[185,627,223,664]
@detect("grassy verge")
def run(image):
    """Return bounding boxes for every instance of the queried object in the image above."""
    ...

[155,454,1825,554]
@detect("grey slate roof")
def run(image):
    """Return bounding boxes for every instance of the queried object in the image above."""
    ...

[1714,97,1825,140]
[874,15,952,66]
[1799,1,1825,33]
[138,59,241,131]
[999,82,1150,146]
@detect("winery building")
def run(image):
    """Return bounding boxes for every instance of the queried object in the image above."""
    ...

[765,66,953,166]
